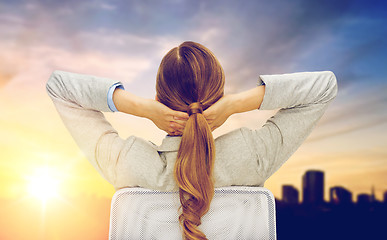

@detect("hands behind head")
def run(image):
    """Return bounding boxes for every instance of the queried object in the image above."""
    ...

[148,95,234,136]
[146,99,189,136]
[202,94,234,132]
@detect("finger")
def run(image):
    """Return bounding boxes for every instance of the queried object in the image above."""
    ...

[202,110,213,119]
[205,118,213,124]
[173,119,187,126]
[169,126,184,134]
[202,113,213,121]
[169,127,178,133]
[169,130,182,136]
[170,122,185,131]
[174,112,189,120]
[210,124,217,132]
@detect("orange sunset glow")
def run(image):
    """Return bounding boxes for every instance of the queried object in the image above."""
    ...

[1,0,387,239]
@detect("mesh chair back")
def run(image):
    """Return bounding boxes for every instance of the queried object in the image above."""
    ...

[109,186,276,240]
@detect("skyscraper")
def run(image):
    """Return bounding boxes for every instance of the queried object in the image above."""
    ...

[371,185,376,203]
[330,186,352,205]
[302,170,324,205]
[282,185,299,205]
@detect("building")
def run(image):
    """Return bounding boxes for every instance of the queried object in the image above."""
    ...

[330,186,352,205]
[371,185,376,203]
[357,193,371,207]
[357,186,379,206]
[282,185,299,205]
[302,170,324,205]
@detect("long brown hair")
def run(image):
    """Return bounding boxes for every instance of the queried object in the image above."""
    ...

[156,41,225,239]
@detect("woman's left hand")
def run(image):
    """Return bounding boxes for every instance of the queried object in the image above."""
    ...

[145,99,189,136]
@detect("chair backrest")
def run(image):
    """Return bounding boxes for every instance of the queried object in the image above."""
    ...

[109,186,277,240]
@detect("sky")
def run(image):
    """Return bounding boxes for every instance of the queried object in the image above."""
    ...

[0,0,386,239]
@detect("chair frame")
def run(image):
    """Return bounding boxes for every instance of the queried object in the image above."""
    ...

[109,186,277,240]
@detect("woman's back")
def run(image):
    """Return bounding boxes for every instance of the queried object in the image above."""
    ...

[89,70,337,192]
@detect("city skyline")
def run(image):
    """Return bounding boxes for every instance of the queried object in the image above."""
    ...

[279,169,387,204]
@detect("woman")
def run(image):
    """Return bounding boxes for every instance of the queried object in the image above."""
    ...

[46,41,338,240]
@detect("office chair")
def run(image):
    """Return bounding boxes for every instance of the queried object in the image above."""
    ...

[109,186,277,240]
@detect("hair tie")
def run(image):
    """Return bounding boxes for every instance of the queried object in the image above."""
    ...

[187,102,203,116]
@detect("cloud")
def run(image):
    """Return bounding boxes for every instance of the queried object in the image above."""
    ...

[307,117,387,143]
[99,2,117,11]
[0,55,19,88]
[0,43,152,91]
[0,72,13,88]
[291,75,387,144]
[159,0,357,92]
[1,0,385,92]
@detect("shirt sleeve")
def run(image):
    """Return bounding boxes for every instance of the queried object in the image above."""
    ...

[46,70,134,185]
[107,83,125,112]
[240,71,338,181]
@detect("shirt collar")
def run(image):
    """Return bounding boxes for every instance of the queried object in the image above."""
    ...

[157,135,182,152]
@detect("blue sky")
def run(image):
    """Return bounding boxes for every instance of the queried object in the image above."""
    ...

[0,0,386,200]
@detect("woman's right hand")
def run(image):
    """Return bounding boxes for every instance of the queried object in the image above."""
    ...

[203,94,235,132]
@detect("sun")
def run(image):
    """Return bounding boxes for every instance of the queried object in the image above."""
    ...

[26,167,61,202]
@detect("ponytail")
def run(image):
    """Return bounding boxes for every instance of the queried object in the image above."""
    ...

[174,102,215,240]
[156,41,225,239]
